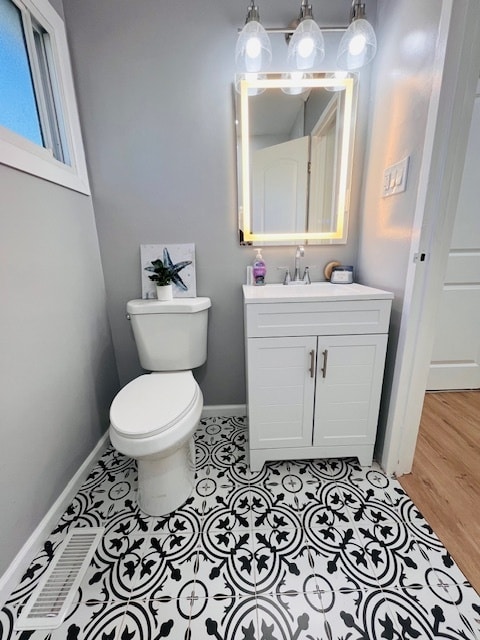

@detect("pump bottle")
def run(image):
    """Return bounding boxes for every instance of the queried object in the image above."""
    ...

[252,249,266,286]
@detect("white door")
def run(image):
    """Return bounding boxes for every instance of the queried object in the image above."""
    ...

[252,136,309,234]
[427,83,480,390]
[313,334,388,447]
[247,336,316,449]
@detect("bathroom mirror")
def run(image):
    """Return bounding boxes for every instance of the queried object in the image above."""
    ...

[236,72,357,245]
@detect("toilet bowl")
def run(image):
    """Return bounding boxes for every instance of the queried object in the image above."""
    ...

[109,371,203,515]
[108,297,210,517]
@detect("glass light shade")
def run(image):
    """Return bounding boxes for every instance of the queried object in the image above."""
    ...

[337,18,377,70]
[324,71,348,92]
[287,18,325,70]
[280,71,311,95]
[235,20,272,74]
[235,72,267,96]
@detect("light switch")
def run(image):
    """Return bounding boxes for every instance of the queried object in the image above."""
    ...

[382,156,409,197]
[384,171,391,193]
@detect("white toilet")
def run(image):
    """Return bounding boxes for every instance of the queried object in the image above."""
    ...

[109,297,211,516]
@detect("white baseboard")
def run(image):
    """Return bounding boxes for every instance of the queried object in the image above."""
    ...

[0,431,110,609]
[201,404,246,418]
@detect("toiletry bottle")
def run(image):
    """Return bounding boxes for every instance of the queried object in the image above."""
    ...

[253,249,266,285]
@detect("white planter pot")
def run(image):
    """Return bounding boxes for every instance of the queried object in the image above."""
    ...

[156,284,173,301]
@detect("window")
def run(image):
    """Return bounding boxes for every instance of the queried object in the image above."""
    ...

[0,0,90,193]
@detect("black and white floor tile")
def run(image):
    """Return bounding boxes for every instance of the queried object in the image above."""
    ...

[2,415,480,639]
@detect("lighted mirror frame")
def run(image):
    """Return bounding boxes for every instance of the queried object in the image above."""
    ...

[237,73,356,245]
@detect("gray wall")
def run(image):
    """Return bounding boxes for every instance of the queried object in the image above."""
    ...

[354,0,447,460]
[0,165,119,576]
[62,0,371,405]
[358,0,480,472]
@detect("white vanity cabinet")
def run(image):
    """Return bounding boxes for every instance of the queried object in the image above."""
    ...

[243,284,393,471]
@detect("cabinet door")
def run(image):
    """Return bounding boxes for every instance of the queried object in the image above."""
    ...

[247,336,316,449]
[313,334,388,447]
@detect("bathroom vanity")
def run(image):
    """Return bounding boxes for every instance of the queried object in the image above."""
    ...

[243,283,393,471]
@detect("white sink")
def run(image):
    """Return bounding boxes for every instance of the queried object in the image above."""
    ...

[242,282,393,303]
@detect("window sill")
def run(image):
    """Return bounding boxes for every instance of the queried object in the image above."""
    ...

[0,124,90,195]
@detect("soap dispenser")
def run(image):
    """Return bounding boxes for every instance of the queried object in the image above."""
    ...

[252,249,266,286]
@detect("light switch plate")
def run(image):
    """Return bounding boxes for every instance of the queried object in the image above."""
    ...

[382,156,409,197]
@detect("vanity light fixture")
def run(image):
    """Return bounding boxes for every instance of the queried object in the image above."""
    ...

[235,1,272,76]
[287,1,325,71]
[235,0,377,79]
[337,0,377,70]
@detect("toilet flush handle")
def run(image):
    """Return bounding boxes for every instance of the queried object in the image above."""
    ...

[126,314,131,321]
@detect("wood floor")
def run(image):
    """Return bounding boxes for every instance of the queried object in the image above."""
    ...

[398,390,480,594]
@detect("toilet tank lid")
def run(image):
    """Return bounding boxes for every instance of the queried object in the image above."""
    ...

[127,298,211,314]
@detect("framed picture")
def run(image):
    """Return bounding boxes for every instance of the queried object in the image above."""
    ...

[140,244,196,299]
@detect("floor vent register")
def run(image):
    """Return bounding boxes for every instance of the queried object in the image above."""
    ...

[15,527,104,630]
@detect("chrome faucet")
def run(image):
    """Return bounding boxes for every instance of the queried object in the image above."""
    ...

[278,246,311,285]
[293,245,304,282]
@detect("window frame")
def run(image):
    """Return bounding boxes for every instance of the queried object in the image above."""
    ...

[0,0,90,194]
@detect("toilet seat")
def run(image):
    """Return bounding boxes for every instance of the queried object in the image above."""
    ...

[110,372,199,439]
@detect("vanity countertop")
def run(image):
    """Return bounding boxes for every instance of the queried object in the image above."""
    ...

[243,282,394,304]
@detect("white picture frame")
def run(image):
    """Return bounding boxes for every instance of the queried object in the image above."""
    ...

[140,244,196,299]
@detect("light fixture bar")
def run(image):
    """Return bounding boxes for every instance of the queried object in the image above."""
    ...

[237,26,347,34]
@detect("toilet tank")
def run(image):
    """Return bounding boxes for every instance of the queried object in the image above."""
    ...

[126,298,211,371]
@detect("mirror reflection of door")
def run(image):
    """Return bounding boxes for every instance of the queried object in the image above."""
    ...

[308,95,341,236]
[252,136,309,235]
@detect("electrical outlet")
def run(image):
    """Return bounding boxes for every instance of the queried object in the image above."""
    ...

[382,156,409,197]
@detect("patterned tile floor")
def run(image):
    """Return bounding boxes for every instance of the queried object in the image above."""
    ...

[1,416,480,639]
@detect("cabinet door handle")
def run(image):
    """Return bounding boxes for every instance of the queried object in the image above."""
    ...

[321,349,328,378]
[309,350,316,378]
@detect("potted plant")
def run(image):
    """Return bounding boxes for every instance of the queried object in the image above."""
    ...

[144,258,175,300]
[144,248,193,300]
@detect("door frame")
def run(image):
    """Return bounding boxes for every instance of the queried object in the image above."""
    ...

[380,0,480,476]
